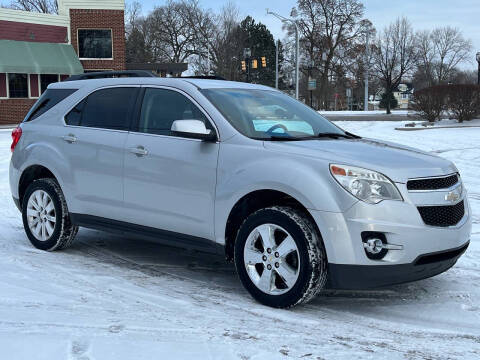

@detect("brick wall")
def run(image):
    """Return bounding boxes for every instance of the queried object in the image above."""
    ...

[69,9,125,71]
[0,20,67,43]
[0,98,36,125]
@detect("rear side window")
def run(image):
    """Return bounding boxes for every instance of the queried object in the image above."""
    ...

[65,87,138,130]
[65,99,85,126]
[24,88,77,122]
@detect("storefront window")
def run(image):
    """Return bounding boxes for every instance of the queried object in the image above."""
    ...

[8,73,28,98]
[40,74,59,94]
[78,29,112,59]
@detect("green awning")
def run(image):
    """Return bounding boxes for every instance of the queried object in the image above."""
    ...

[0,40,83,75]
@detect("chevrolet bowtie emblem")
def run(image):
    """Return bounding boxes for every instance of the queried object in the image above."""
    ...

[445,190,460,203]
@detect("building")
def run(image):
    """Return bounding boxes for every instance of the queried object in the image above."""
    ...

[393,83,414,109]
[0,0,126,125]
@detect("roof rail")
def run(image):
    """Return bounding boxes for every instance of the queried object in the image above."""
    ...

[65,70,157,81]
[180,75,226,80]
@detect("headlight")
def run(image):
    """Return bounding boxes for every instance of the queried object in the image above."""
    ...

[330,164,403,204]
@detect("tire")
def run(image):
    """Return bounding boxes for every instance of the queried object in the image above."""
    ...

[22,178,78,251]
[234,206,327,308]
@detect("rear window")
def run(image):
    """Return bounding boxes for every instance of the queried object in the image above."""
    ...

[24,88,77,122]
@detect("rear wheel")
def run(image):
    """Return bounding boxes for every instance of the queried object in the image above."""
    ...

[234,206,327,308]
[22,178,78,251]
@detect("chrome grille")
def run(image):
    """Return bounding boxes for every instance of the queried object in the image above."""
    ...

[407,174,459,191]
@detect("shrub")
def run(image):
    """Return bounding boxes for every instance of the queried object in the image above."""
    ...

[412,85,448,122]
[446,84,480,123]
[379,92,398,110]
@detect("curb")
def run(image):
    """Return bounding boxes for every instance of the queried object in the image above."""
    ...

[395,125,480,131]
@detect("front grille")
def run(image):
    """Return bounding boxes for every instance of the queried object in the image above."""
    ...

[407,174,459,191]
[417,200,465,227]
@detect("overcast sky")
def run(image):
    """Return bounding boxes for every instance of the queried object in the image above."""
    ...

[138,0,480,70]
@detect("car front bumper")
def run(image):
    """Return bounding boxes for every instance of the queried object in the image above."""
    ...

[326,241,469,289]
[309,182,472,289]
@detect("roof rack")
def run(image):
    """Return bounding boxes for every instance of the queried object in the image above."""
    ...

[65,70,157,81]
[180,75,226,80]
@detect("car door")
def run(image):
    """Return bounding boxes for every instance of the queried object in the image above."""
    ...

[122,87,219,240]
[59,86,139,219]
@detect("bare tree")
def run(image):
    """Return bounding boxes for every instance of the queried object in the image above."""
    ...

[431,27,472,83]
[181,0,243,78]
[416,30,437,87]
[373,17,417,114]
[147,0,197,63]
[293,0,366,109]
[7,0,57,13]
[415,27,472,87]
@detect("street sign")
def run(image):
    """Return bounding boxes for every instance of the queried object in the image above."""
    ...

[308,78,316,91]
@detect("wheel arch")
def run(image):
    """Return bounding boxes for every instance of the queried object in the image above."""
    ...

[223,189,322,262]
[18,164,60,209]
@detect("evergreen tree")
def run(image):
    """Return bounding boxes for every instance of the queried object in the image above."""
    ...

[379,92,398,110]
[238,16,278,87]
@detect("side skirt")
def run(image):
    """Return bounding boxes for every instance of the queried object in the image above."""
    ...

[70,213,224,255]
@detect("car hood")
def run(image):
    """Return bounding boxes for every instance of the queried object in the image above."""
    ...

[263,138,457,183]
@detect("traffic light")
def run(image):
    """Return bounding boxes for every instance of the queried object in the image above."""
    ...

[252,59,258,69]
[241,60,246,71]
[261,56,267,68]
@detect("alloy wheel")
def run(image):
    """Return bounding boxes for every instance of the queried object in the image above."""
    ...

[243,223,300,295]
[26,190,56,241]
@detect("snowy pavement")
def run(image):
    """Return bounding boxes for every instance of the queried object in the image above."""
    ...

[0,122,479,359]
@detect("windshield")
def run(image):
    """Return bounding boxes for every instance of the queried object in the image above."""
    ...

[201,88,346,140]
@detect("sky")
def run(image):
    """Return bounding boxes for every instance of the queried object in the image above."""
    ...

[137,0,480,70]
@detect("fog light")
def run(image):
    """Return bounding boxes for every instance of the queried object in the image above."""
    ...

[364,238,384,254]
[360,232,402,260]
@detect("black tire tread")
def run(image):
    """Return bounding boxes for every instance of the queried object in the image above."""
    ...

[23,178,78,251]
[235,206,328,308]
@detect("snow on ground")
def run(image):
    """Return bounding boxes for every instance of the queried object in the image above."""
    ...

[398,118,480,129]
[319,110,410,116]
[0,123,479,359]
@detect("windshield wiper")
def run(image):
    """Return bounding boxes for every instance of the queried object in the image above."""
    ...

[266,135,303,141]
[316,132,360,139]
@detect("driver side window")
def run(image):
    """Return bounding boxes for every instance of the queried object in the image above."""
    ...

[137,88,213,136]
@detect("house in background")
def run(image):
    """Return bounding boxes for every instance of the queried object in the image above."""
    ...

[393,83,414,109]
[0,0,126,125]
[368,83,414,110]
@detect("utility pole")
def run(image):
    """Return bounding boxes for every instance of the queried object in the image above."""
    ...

[275,40,279,89]
[477,52,480,85]
[364,32,370,111]
[243,48,251,83]
[267,9,299,100]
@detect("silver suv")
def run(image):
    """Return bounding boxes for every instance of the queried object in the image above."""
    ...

[9,76,471,308]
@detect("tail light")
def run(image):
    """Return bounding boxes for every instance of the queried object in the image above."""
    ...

[11,127,22,153]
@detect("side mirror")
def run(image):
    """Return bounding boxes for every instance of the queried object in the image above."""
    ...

[171,120,217,142]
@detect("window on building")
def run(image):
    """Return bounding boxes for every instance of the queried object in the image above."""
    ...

[78,29,112,59]
[8,73,28,98]
[40,74,59,94]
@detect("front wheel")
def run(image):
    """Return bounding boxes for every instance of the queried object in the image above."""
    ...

[234,206,327,308]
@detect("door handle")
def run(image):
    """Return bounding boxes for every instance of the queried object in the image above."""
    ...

[129,146,148,157]
[62,134,77,143]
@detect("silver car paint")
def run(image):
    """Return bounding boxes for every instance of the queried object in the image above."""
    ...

[9,77,471,268]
